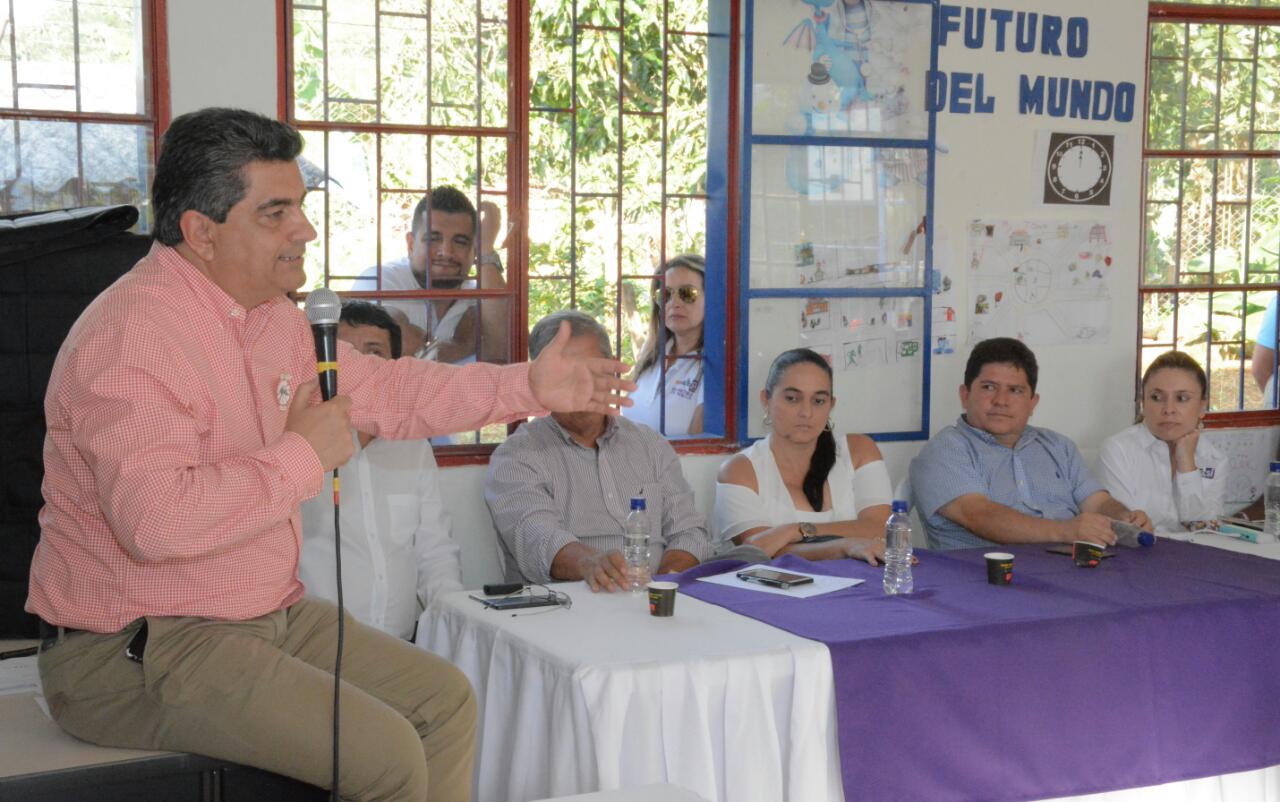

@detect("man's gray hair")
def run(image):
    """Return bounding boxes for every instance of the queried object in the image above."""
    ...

[529,310,613,360]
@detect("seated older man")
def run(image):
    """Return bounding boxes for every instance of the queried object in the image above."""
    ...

[486,310,715,592]
[910,337,1152,551]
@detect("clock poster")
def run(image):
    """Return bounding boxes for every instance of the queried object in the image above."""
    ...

[1042,132,1115,207]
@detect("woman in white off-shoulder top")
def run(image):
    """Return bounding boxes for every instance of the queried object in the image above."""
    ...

[714,348,891,564]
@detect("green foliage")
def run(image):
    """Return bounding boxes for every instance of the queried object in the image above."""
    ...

[290,0,711,367]
[1144,14,1280,409]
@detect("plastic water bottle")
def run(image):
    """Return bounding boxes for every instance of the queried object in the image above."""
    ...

[623,497,651,592]
[1265,462,1280,543]
[1110,520,1156,548]
[883,499,913,595]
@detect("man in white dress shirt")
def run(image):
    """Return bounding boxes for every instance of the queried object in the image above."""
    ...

[300,301,462,638]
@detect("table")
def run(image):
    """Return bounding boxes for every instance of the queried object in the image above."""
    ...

[417,585,841,802]
[418,542,1280,802]
[1162,528,1280,560]
[681,541,1280,802]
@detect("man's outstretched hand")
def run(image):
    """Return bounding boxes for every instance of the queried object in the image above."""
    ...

[529,321,636,414]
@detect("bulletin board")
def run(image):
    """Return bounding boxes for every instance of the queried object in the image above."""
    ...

[738,0,939,441]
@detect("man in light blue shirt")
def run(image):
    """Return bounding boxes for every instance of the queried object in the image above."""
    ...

[1251,292,1278,405]
[910,338,1152,551]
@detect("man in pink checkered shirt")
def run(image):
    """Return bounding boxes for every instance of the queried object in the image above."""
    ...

[26,107,633,802]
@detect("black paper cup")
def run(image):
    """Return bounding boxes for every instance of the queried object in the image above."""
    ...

[984,552,1014,585]
[1072,540,1105,568]
[647,581,678,617]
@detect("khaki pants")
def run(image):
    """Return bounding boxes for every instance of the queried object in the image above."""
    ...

[38,597,474,802]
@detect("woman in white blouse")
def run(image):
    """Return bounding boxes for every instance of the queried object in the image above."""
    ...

[1098,350,1226,532]
[624,254,705,435]
[714,348,890,563]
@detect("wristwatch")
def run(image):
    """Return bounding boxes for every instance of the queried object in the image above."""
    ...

[478,251,504,273]
[798,522,841,544]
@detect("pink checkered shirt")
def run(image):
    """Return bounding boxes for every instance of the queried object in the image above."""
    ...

[28,243,541,632]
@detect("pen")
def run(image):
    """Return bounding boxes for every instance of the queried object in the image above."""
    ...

[0,646,38,660]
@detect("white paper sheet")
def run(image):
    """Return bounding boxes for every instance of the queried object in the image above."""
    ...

[695,567,864,598]
[0,655,40,697]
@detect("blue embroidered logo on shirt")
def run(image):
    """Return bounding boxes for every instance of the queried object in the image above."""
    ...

[671,376,701,400]
[1201,466,1215,479]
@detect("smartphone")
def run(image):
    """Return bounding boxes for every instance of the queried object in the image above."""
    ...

[735,567,815,589]
[470,594,562,610]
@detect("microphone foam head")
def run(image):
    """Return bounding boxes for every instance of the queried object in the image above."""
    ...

[305,288,342,325]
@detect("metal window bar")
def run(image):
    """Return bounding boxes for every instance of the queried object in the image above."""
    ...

[658,0,670,435]
[1144,11,1280,417]
[1,0,157,218]
[288,0,720,443]
[614,0,624,368]
[570,0,578,311]
[737,0,937,443]
[288,0,525,449]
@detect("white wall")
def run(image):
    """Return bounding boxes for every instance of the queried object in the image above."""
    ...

[160,2,1155,586]
[167,0,278,118]
[928,0,1147,465]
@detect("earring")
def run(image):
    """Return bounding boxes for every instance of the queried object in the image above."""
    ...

[763,413,772,429]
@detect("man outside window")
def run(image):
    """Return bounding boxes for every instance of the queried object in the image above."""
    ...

[357,186,508,364]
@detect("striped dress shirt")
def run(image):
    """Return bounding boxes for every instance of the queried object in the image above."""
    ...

[485,415,713,584]
[28,242,542,633]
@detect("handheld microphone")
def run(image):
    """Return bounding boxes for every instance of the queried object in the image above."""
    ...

[305,288,341,401]
[1111,519,1156,548]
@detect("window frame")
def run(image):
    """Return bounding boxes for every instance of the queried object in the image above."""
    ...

[278,0,741,463]
[0,0,170,218]
[735,0,939,444]
[1143,1,1280,429]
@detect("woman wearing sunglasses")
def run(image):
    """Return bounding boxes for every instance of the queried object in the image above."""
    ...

[625,254,706,435]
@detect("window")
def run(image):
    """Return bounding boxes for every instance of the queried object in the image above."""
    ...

[1143,1,1280,420]
[736,0,936,441]
[0,0,165,227]
[285,0,732,449]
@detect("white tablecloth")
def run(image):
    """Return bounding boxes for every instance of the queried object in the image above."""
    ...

[417,584,841,802]
[418,556,1280,802]
[1160,529,1280,560]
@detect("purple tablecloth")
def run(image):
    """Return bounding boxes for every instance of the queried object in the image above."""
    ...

[677,541,1280,802]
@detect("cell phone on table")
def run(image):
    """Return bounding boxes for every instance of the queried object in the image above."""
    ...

[469,594,561,610]
[735,567,815,589]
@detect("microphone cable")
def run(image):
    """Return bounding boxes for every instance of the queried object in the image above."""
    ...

[305,288,345,800]
[331,465,343,802]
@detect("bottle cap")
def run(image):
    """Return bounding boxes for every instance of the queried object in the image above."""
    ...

[1271,462,1280,473]
[630,497,646,511]
[891,499,909,513]
[1137,531,1155,547]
